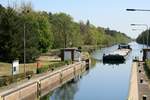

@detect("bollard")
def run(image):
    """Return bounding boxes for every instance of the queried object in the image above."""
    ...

[37,81,41,99]
[73,65,76,76]
[138,63,140,67]
[140,78,143,83]
[59,71,63,83]
[142,95,147,100]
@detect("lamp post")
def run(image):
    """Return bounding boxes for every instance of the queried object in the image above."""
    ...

[131,24,149,48]
[126,9,150,12]
[22,9,29,76]
[132,28,145,48]
[126,8,150,48]
[23,23,26,75]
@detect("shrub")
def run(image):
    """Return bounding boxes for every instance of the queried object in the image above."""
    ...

[36,61,71,74]
[145,60,150,79]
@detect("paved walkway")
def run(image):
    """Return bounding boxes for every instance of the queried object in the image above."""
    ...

[128,62,139,100]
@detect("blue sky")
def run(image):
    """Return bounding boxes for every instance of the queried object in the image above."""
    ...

[1,0,150,39]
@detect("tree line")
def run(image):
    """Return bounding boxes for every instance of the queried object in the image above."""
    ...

[0,3,131,63]
[136,30,150,45]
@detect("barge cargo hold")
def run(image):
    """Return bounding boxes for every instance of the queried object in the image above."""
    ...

[103,45,131,63]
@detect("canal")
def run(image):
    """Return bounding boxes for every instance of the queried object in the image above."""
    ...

[41,42,143,100]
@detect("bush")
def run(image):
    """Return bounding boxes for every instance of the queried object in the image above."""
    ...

[145,60,150,79]
[36,61,71,74]
[36,65,49,74]
[64,60,72,65]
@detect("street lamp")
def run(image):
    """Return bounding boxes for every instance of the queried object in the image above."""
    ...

[126,9,150,12]
[132,28,145,48]
[131,24,149,48]
[132,29,144,31]
[126,8,150,48]
[22,9,30,76]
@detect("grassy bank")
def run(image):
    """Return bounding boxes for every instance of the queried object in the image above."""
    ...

[0,61,59,76]
[144,60,150,80]
[0,60,71,87]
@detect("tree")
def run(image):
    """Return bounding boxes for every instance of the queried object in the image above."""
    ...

[0,2,131,63]
[36,12,53,52]
[136,30,149,45]
[0,4,53,63]
[50,13,74,48]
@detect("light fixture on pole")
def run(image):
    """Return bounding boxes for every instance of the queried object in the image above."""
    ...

[126,8,150,48]
[126,9,150,12]
[132,28,145,48]
[22,9,30,76]
[131,24,149,48]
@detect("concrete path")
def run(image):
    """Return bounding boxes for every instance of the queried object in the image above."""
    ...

[128,62,139,100]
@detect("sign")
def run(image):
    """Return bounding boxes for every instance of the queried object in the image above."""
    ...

[12,60,19,75]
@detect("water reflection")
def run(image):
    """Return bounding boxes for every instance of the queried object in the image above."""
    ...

[49,76,80,100]
[41,42,144,100]
[40,67,90,100]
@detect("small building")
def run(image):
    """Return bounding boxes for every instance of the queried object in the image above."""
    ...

[143,48,150,61]
[61,48,81,61]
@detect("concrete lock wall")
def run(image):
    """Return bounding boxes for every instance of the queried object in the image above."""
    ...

[62,67,74,82]
[2,82,38,100]
[0,62,86,100]
[40,72,61,97]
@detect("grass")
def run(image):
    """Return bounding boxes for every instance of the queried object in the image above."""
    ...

[145,60,150,80]
[0,61,61,76]
[0,62,11,76]
[0,55,63,87]
[0,53,62,76]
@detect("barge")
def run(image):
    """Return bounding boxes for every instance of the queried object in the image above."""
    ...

[103,45,131,63]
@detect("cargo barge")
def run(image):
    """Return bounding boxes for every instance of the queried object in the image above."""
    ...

[103,45,131,63]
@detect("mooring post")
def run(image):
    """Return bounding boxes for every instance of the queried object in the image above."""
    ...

[37,80,41,100]
[73,64,76,76]
[59,71,63,83]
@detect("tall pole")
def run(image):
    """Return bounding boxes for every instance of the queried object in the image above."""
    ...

[22,10,29,76]
[145,25,149,48]
[24,23,26,75]
[126,9,150,12]
[147,28,149,48]
[131,24,149,48]
[127,9,150,48]
[143,33,144,48]
[132,29,145,48]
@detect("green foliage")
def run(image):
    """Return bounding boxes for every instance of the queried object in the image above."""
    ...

[0,4,53,63]
[136,30,149,45]
[36,12,53,53]
[50,13,74,48]
[37,62,68,74]
[105,28,131,44]
[145,60,150,79]
[0,3,131,63]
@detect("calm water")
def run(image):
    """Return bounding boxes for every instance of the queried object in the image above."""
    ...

[41,42,144,100]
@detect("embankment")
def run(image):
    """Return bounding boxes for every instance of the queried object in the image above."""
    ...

[0,61,87,100]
